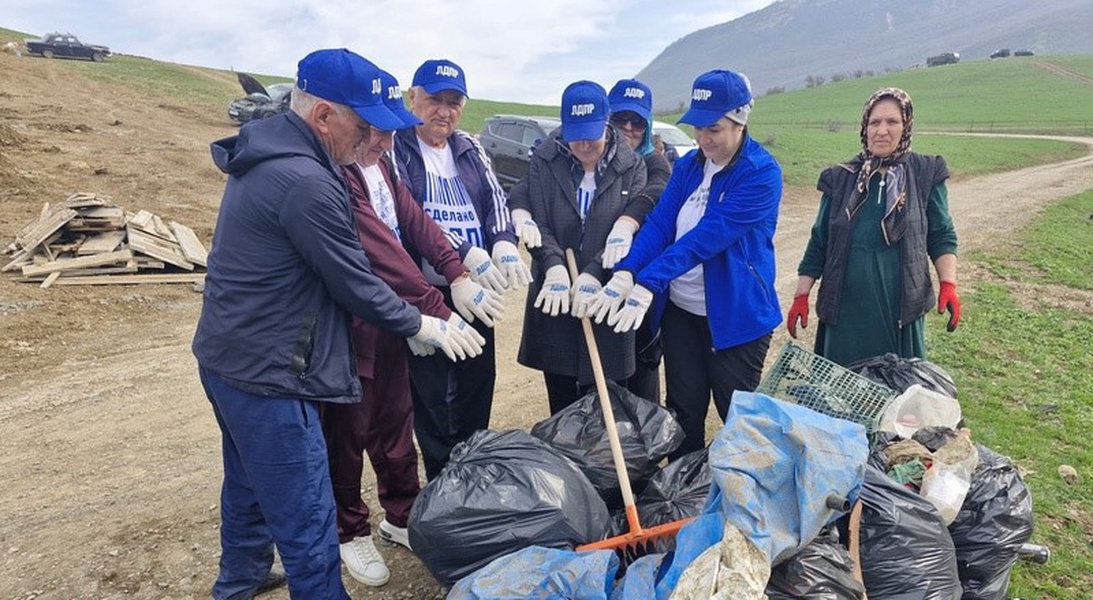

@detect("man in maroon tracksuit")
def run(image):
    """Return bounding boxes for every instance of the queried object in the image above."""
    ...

[320,70,504,589]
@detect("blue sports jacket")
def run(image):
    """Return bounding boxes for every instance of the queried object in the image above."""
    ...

[193,112,420,403]
[616,136,783,350]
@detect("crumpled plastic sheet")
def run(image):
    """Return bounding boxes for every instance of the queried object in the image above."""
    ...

[447,546,618,599]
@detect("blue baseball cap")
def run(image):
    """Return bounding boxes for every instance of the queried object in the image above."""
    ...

[296,49,403,131]
[412,59,468,97]
[560,80,609,142]
[608,79,653,123]
[378,69,422,130]
[679,70,753,128]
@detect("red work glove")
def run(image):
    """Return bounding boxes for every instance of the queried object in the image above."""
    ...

[938,281,961,332]
[787,294,810,339]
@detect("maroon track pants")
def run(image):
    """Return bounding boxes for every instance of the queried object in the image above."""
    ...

[320,330,420,543]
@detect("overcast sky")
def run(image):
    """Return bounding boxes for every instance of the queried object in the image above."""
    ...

[6,0,775,105]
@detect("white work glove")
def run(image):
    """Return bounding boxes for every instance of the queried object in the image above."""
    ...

[462,246,507,293]
[608,284,654,333]
[407,314,486,361]
[533,265,570,317]
[602,218,638,270]
[450,275,504,327]
[408,314,452,359]
[445,313,487,360]
[406,336,436,357]
[510,208,542,249]
[586,271,635,324]
[492,240,533,291]
[570,272,602,319]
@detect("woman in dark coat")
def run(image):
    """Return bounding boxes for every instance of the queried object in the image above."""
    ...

[515,80,649,414]
[787,87,961,366]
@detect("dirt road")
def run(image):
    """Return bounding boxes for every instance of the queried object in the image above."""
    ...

[1,51,1090,599]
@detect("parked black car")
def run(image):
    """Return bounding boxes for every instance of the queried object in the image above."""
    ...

[228,73,293,125]
[1014,49,1035,57]
[479,115,561,189]
[926,52,960,67]
[990,48,1011,59]
[24,32,110,62]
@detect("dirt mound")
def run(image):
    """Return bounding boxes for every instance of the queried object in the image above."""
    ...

[0,122,28,146]
[0,149,28,193]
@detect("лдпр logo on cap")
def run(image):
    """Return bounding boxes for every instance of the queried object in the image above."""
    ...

[571,103,596,116]
[435,65,460,78]
[623,87,645,99]
[692,88,713,101]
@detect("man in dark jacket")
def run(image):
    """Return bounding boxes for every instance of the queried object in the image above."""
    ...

[393,58,531,478]
[192,49,481,599]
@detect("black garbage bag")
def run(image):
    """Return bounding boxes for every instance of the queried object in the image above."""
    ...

[608,447,710,536]
[948,444,1034,599]
[408,430,610,586]
[531,381,683,507]
[907,428,1036,598]
[766,528,866,600]
[848,353,958,397]
[859,464,963,600]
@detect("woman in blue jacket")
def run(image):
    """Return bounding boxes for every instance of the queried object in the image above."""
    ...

[586,69,783,459]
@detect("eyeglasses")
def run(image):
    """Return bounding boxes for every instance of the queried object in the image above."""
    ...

[610,112,647,131]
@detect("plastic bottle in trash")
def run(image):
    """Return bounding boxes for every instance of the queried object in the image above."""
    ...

[919,429,979,524]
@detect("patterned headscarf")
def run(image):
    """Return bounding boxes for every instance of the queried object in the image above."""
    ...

[845,88,915,245]
[855,87,914,193]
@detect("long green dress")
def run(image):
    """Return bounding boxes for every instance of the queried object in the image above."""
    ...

[799,171,957,367]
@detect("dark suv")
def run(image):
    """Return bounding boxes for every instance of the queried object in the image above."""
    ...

[479,115,561,189]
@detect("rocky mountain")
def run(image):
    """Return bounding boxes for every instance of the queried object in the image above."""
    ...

[637,0,1093,111]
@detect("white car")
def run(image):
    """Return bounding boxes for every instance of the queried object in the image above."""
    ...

[653,121,698,160]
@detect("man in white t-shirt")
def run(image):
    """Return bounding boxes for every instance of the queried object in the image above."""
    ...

[393,58,532,479]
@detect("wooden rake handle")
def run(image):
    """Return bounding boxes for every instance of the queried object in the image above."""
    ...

[565,249,641,531]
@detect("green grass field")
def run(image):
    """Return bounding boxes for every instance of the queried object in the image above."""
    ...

[752,128,1088,186]
[748,56,1093,135]
[927,190,1093,599]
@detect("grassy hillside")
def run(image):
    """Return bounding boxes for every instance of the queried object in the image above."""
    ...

[746,56,1093,135]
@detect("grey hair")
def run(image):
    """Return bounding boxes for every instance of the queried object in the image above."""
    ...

[291,87,357,121]
[410,85,467,107]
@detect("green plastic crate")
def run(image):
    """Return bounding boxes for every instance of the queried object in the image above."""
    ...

[756,342,899,432]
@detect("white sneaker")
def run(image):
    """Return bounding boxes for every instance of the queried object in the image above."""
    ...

[339,535,389,587]
[378,519,411,551]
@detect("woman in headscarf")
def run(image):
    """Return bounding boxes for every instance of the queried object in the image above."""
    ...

[786,87,961,366]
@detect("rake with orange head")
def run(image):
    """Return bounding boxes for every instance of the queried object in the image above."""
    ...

[565,249,696,562]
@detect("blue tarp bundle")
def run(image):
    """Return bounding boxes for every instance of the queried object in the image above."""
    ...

[446,546,619,599]
[612,392,870,598]
[704,391,869,564]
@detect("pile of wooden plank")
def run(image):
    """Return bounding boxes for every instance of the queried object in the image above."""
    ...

[2,193,208,288]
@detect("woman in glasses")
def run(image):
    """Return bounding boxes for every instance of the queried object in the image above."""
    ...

[604,78,672,403]
[510,80,650,414]
[585,70,783,459]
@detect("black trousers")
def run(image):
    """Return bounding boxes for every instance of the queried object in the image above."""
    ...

[543,372,626,416]
[661,301,771,460]
[408,289,495,480]
[625,322,662,404]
